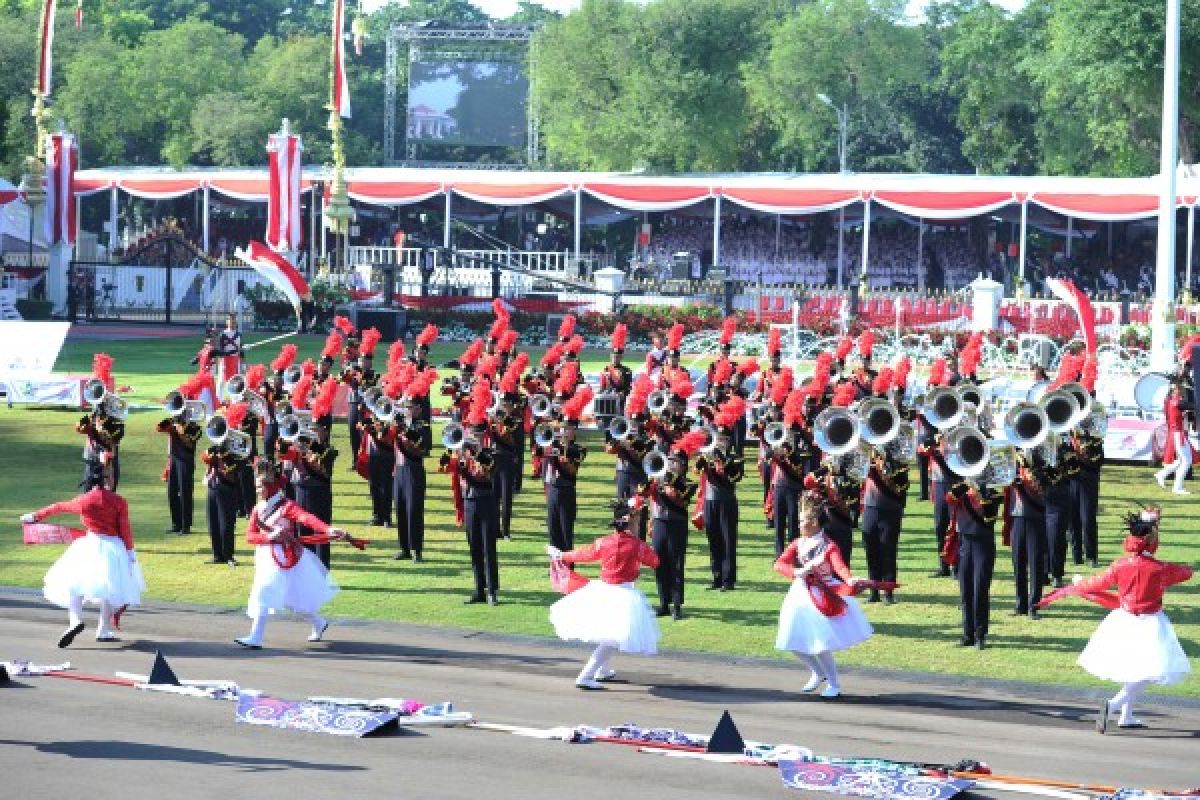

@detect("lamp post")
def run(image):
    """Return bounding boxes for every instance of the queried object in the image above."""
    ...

[817,92,850,290]
[1150,0,1181,371]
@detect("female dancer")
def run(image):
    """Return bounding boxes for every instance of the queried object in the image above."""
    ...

[773,497,873,698]
[1154,381,1193,495]
[547,499,660,690]
[1038,507,1192,732]
[21,462,144,647]
[236,460,364,649]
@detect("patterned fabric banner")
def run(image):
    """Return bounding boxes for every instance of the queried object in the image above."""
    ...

[236,694,397,737]
[778,759,974,800]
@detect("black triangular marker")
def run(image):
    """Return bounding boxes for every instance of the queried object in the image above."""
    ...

[147,650,181,686]
[706,710,745,754]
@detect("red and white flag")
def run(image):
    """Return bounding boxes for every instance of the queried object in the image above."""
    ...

[266,132,303,253]
[75,0,83,29]
[1045,278,1097,356]
[331,0,352,119]
[235,241,311,325]
[36,0,59,96]
[45,131,78,246]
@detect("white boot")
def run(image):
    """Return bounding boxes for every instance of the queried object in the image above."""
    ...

[236,612,267,649]
[307,615,329,642]
[96,600,118,641]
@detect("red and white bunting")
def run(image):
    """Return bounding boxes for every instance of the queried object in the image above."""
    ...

[45,131,78,246]
[266,133,304,253]
[36,0,59,96]
[331,0,352,119]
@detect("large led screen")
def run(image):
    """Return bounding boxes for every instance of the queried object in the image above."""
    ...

[407,61,528,147]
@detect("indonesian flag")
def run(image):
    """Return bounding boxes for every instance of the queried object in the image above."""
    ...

[1045,278,1097,356]
[235,241,311,326]
[36,0,58,96]
[45,132,78,246]
[75,0,82,29]
[266,132,303,253]
[331,0,351,119]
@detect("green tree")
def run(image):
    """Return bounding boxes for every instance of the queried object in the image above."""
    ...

[190,91,270,166]
[747,0,925,172]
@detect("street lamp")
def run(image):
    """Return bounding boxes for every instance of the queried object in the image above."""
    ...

[817,92,850,289]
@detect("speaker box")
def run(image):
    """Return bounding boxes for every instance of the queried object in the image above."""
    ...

[353,308,407,342]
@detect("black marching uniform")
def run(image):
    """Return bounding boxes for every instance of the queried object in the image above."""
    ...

[651,469,696,618]
[862,455,908,600]
[202,445,243,563]
[158,416,201,533]
[701,449,744,590]
[952,483,1002,648]
[1042,441,1075,584]
[460,449,500,603]
[770,434,810,556]
[540,439,585,552]
[393,417,430,559]
[924,431,956,576]
[491,414,523,541]
[290,441,337,568]
[236,409,260,515]
[1009,454,1047,614]
[78,410,124,489]
[1069,434,1104,566]
[361,414,395,527]
[608,428,650,540]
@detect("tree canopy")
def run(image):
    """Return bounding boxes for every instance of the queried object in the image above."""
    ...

[0,0,1197,179]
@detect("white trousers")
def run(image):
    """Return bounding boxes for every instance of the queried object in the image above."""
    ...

[1156,433,1192,491]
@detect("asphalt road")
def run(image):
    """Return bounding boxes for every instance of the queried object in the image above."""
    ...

[2,589,1196,800]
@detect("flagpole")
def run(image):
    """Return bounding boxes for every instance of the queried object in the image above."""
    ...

[1150,0,1181,371]
[21,0,56,270]
[324,0,355,280]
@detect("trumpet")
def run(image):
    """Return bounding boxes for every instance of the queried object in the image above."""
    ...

[164,390,207,424]
[1039,389,1080,435]
[204,414,252,458]
[1004,402,1049,450]
[281,365,303,391]
[608,415,635,440]
[858,398,900,446]
[814,407,860,456]
[642,448,670,480]
[921,386,963,430]
[647,390,670,415]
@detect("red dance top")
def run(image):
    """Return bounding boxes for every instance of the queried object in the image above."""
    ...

[561,531,660,584]
[773,534,853,585]
[1072,536,1193,615]
[246,494,336,569]
[34,487,134,550]
[1164,395,1187,433]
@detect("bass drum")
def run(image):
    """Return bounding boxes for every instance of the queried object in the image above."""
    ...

[1134,372,1171,413]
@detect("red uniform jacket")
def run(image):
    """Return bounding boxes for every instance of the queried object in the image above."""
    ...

[561,531,659,584]
[246,494,336,569]
[1071,537,1193,615]
[34,488,133,550]
[1162,394,1196,463]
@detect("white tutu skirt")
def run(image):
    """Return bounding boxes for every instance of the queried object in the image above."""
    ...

[1077,609,1191,685]
[43,532,145,609]
[549,580,661,654]
[775,579,873,654]
[247,545,339,618]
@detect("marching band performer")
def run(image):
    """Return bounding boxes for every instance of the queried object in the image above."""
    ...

[215,313,244,394]
[442,383,500,604]
[773,496,873,699]
[648,430,704,620]
[234,373,263,516]
[1043,353,1084,584]
[392,370,436,561]
[359,396,396,528]
[492,357,528,541]
[609,374,653,540]
[201,402,248,566]
[657,323,687,390]
[698,399,746,592]
[1038,507,1192,732]
[332,317,363,463]
[235,460,365,649]
[409,324,439,426]
[861,379,908,604]
[754,366,791,511]
[282,382,339,569]
[22,460,144,647]
[599,323,633,402]
[157,378,203,536]
[948,479,1003,649]
[769,382,816,556]
[548,499,661,690]
[1154,380,1193,496]
[1008,447,1049,616]
[1070,428,1105,569]
[264,344,298,462]
[919,358,956,577]
[78,353,125,489]
[539,385,593,554]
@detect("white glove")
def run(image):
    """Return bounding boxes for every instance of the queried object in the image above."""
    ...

[329,527,348,540]
[20,513,35,524]
[545,545,562,559]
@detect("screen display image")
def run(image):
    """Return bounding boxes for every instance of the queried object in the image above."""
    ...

[407,61,528,147]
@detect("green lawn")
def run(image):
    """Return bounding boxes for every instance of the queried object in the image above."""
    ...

[1,333,1197,697]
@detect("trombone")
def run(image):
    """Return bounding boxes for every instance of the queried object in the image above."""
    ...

[205,414,252,459]
[164,390,207,425]
[83,378,129,421]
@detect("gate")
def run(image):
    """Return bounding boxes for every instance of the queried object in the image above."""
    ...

[68,234,260,325]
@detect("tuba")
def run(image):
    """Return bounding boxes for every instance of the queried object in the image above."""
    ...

[205,414,251,458]
[84,378,108,407]
[921,386,963,430]
[225,373,248,401]
[278,412,316,443]
[373,397,398,424]
[814,406,860,456]
[1058,382,1092,430]
[441,421,468,451]
[530,393,554,418]
[1039,389,1080,435]
[980,441,1018,488]
[956,382,984,410]
[363,387,383,410]
[487,390,503,416]
[642,448,669,480]
[697,425,720,454]
[944,425,990,478]
[833,444,872,481]
[533,422,558,448]
[763,421,792,450]
[608,415,634,440]
[164,390,207,424]
[884,420,917,464]
[858,397,900,446]
[1004,402,1049,450]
